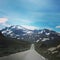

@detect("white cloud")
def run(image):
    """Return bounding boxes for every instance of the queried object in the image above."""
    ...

[0,17,11,28]
[21,25,39,30]
[56,26,60,28]
[0,18,8,23]
[2,23,11,27]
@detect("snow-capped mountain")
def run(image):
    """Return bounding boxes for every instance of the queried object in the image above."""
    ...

[2,25,33,34]
[1,25,34,42]
[1,25,60,43]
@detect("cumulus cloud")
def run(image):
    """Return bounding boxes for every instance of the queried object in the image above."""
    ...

[0,18,8,23]
[56,26,60,28]
[0,17,11,28]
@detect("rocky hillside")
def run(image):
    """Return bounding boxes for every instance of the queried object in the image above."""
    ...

[0,31,31,57]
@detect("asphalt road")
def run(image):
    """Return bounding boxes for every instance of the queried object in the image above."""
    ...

[0,44,47,60]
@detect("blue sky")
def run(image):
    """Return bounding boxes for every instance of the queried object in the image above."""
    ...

[0,0,60,32]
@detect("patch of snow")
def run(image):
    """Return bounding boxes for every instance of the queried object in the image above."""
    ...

[38,32,41,34]
[21,25,39,30]
[10,34,13,36]
[36,40,40,43]
[27,31,33,34]
[42,38,49,42]
[16,35,20,37]
[17,38,20,39]
[2,31,6,33]
[45,33,50,35]
[12,26,16,29]
[7,30,12,34]
[23,34,26,36]
[17,26,23,29]
[6,29,9,31]
[40,30,43,33]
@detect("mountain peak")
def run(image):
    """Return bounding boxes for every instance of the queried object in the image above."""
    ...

[21,25,39,30]
[1,25,59,42]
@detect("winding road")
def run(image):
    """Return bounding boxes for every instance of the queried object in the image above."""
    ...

[0,44,47,60]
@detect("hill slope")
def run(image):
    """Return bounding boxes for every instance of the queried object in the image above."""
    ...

[0,31,31,57]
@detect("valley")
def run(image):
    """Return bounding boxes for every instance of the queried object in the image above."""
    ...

[0,25,60,60]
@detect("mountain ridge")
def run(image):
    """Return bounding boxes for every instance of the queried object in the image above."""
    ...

[1,25,60,43]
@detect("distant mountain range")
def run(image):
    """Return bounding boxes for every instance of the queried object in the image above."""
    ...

[1,25,60,43]
[0,25,60,58]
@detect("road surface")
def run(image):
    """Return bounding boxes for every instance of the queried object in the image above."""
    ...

[0,44,47,60]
